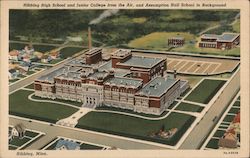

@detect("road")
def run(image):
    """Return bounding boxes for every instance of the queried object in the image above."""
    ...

[9,51,86,93]
[179,68,240,149]
[9,117,167,150]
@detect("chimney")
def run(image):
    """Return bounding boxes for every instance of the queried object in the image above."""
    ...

[88,26,92,49]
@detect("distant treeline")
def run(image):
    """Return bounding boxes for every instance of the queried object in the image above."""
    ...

[10,10,239,45]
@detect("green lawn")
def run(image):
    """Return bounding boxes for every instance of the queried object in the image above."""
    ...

[18,74,26,78]
[9,137,30,147]
[213,130,225,138]
[31,94,82,107]
[233,101,240,107]
[185,79,226,104]
[49,59,63,64]
[175,102,204,112]
[206,138,219,149]
[9,90,78,123]
[9,78,20,83]
[27,71,35,75]
[76,111,195,146]
[32,45,56,53]
[223,115,235,122]
[228,107,240,114]
[59,47,85,59]
[96,105,168,118]
[25,131,39,137]
[128,32,195,50]
[232,20,240,33]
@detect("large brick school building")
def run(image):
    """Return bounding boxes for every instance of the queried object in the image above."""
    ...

[34,49,188,115]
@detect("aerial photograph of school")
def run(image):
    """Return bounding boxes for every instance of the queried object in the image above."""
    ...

[8,9,240,150]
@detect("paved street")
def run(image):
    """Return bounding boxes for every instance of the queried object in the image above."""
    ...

[9,117,168,150]
[179,68,240,149]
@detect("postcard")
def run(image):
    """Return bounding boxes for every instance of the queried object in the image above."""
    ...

[0,0,249,158]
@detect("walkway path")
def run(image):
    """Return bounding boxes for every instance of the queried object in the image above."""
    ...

[56,108,92,127]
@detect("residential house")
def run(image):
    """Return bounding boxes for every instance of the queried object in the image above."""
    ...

[55,139,80,150]
[9,124,26,140]
[9,50,20,61]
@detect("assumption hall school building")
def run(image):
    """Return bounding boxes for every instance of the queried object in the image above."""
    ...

[34,49,189,115]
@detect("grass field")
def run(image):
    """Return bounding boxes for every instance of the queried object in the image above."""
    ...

[223,115,235,122]
[175,102,204,112]
[185,79,226,104]
[128,32,195,50]
[232,20,240,33]
[233,101,240,107]
[76,111,195,146]
[206,138,219,149]
[9,78,20,83]
[9,90,78,123]
[59,47,85,59]
[213,130,225,138]
[228,107,240,114]
[27,71,35,75]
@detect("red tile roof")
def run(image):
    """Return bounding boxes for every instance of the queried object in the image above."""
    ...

[233,112,240,123]
[9,50,19,56]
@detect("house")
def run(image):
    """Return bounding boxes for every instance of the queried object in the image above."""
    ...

[50,51,61,59]
[9,50,20,60]
[24,44,34,54]
[55,139,80,150]
[218,131,238,148]
[22,55,31,62]
[33,51,44,59]
[9,69,19,79]
[10,124,26,140]
[168,37,185,47]
[41,55,49,63]
[199,33,240,50]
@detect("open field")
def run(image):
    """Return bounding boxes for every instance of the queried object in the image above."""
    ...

[9,90,78,123]
[133,52,240,75]
[128,32,195,50]
[185,79,226,104]
[76,112,195,146]
[59,47,85,59]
